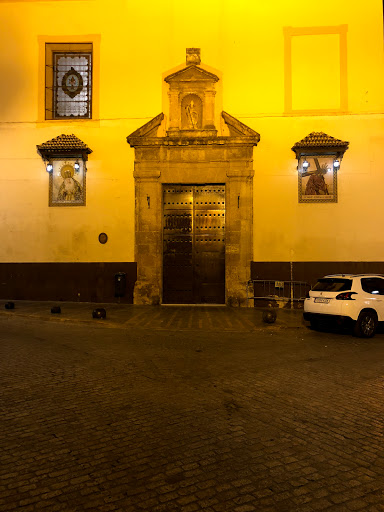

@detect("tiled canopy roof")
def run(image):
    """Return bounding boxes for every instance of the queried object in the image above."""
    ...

[292,132,349,149]
[37,134,92,154]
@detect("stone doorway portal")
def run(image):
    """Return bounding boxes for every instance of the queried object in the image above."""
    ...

[127,49,260,306]
[163,184,225,304]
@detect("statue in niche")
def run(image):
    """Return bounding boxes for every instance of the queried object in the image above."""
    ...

[181,94,202,130]
[185,100,198,129]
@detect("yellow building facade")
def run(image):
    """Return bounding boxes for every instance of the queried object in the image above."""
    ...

[1,0,383,305]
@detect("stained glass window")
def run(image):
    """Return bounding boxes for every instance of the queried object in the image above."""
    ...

[45,43,92,120]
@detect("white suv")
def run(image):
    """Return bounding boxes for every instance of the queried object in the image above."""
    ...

[304,274,384,338]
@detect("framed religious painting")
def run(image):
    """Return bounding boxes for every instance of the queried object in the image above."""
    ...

[49,158,86,206]
[298,155,337,203]
[292,131,349,204]
[37,134,92,207]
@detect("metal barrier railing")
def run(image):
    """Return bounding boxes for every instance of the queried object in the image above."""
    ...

[247,279,311,309]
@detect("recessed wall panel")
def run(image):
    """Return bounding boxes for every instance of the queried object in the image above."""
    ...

[291,34,340,111]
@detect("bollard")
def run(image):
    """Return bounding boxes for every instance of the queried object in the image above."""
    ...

[92,308,106,319]
[114,272,126,298]
[262,309,277,324]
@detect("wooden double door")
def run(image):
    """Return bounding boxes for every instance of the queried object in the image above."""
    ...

[163,184,225,304]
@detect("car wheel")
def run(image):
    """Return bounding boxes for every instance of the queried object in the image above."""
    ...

[354,310,378,338]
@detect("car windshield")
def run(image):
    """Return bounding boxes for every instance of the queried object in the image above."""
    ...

[312,278,352,292]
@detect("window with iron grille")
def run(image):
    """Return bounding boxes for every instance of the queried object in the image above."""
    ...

[45,43,92,120]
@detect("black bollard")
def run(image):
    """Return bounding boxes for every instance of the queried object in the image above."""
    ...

[262,309,277,324]
[92,308,106,319]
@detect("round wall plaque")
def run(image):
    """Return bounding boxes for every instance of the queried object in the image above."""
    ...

[98,233,108,244]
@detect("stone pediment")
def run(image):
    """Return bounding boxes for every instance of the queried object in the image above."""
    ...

[127,111,260,147]
[128,113,164,140]
[222,112,260,140]
[165,65,219,84]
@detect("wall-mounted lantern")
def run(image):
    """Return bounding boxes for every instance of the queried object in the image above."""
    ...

[292,132,349,203]
[37,134,92,207]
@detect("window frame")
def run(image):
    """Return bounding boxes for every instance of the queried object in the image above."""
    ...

[45,42,93,120]
[312,278,352,292]
[361,278,384,295]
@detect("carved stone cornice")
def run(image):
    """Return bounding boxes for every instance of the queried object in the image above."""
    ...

[129,137,258,148]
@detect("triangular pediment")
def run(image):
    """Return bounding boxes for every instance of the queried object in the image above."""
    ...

[222,112,260,140]
[165,65,219,83]
[127,113,164,140]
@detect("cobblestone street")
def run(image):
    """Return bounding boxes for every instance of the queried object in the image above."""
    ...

[1,306,384,511]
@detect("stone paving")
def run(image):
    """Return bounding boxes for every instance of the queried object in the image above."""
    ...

[0,304,384,511]
[0,300,303,331]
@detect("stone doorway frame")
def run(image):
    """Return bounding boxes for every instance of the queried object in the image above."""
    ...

[129,134,257,306]
[127,51,259,306]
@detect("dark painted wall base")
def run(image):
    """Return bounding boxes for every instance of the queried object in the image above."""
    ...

[2,261,383,305]
[251,261,384,287]
[0,263,137,303]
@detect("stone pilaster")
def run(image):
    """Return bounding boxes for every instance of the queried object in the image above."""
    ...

[133,165,162,305]
[167,90,180,133]
[226,163,254,307]
[204,90,216,129]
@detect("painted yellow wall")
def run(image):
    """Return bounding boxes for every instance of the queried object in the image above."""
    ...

[0,0,383,262]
